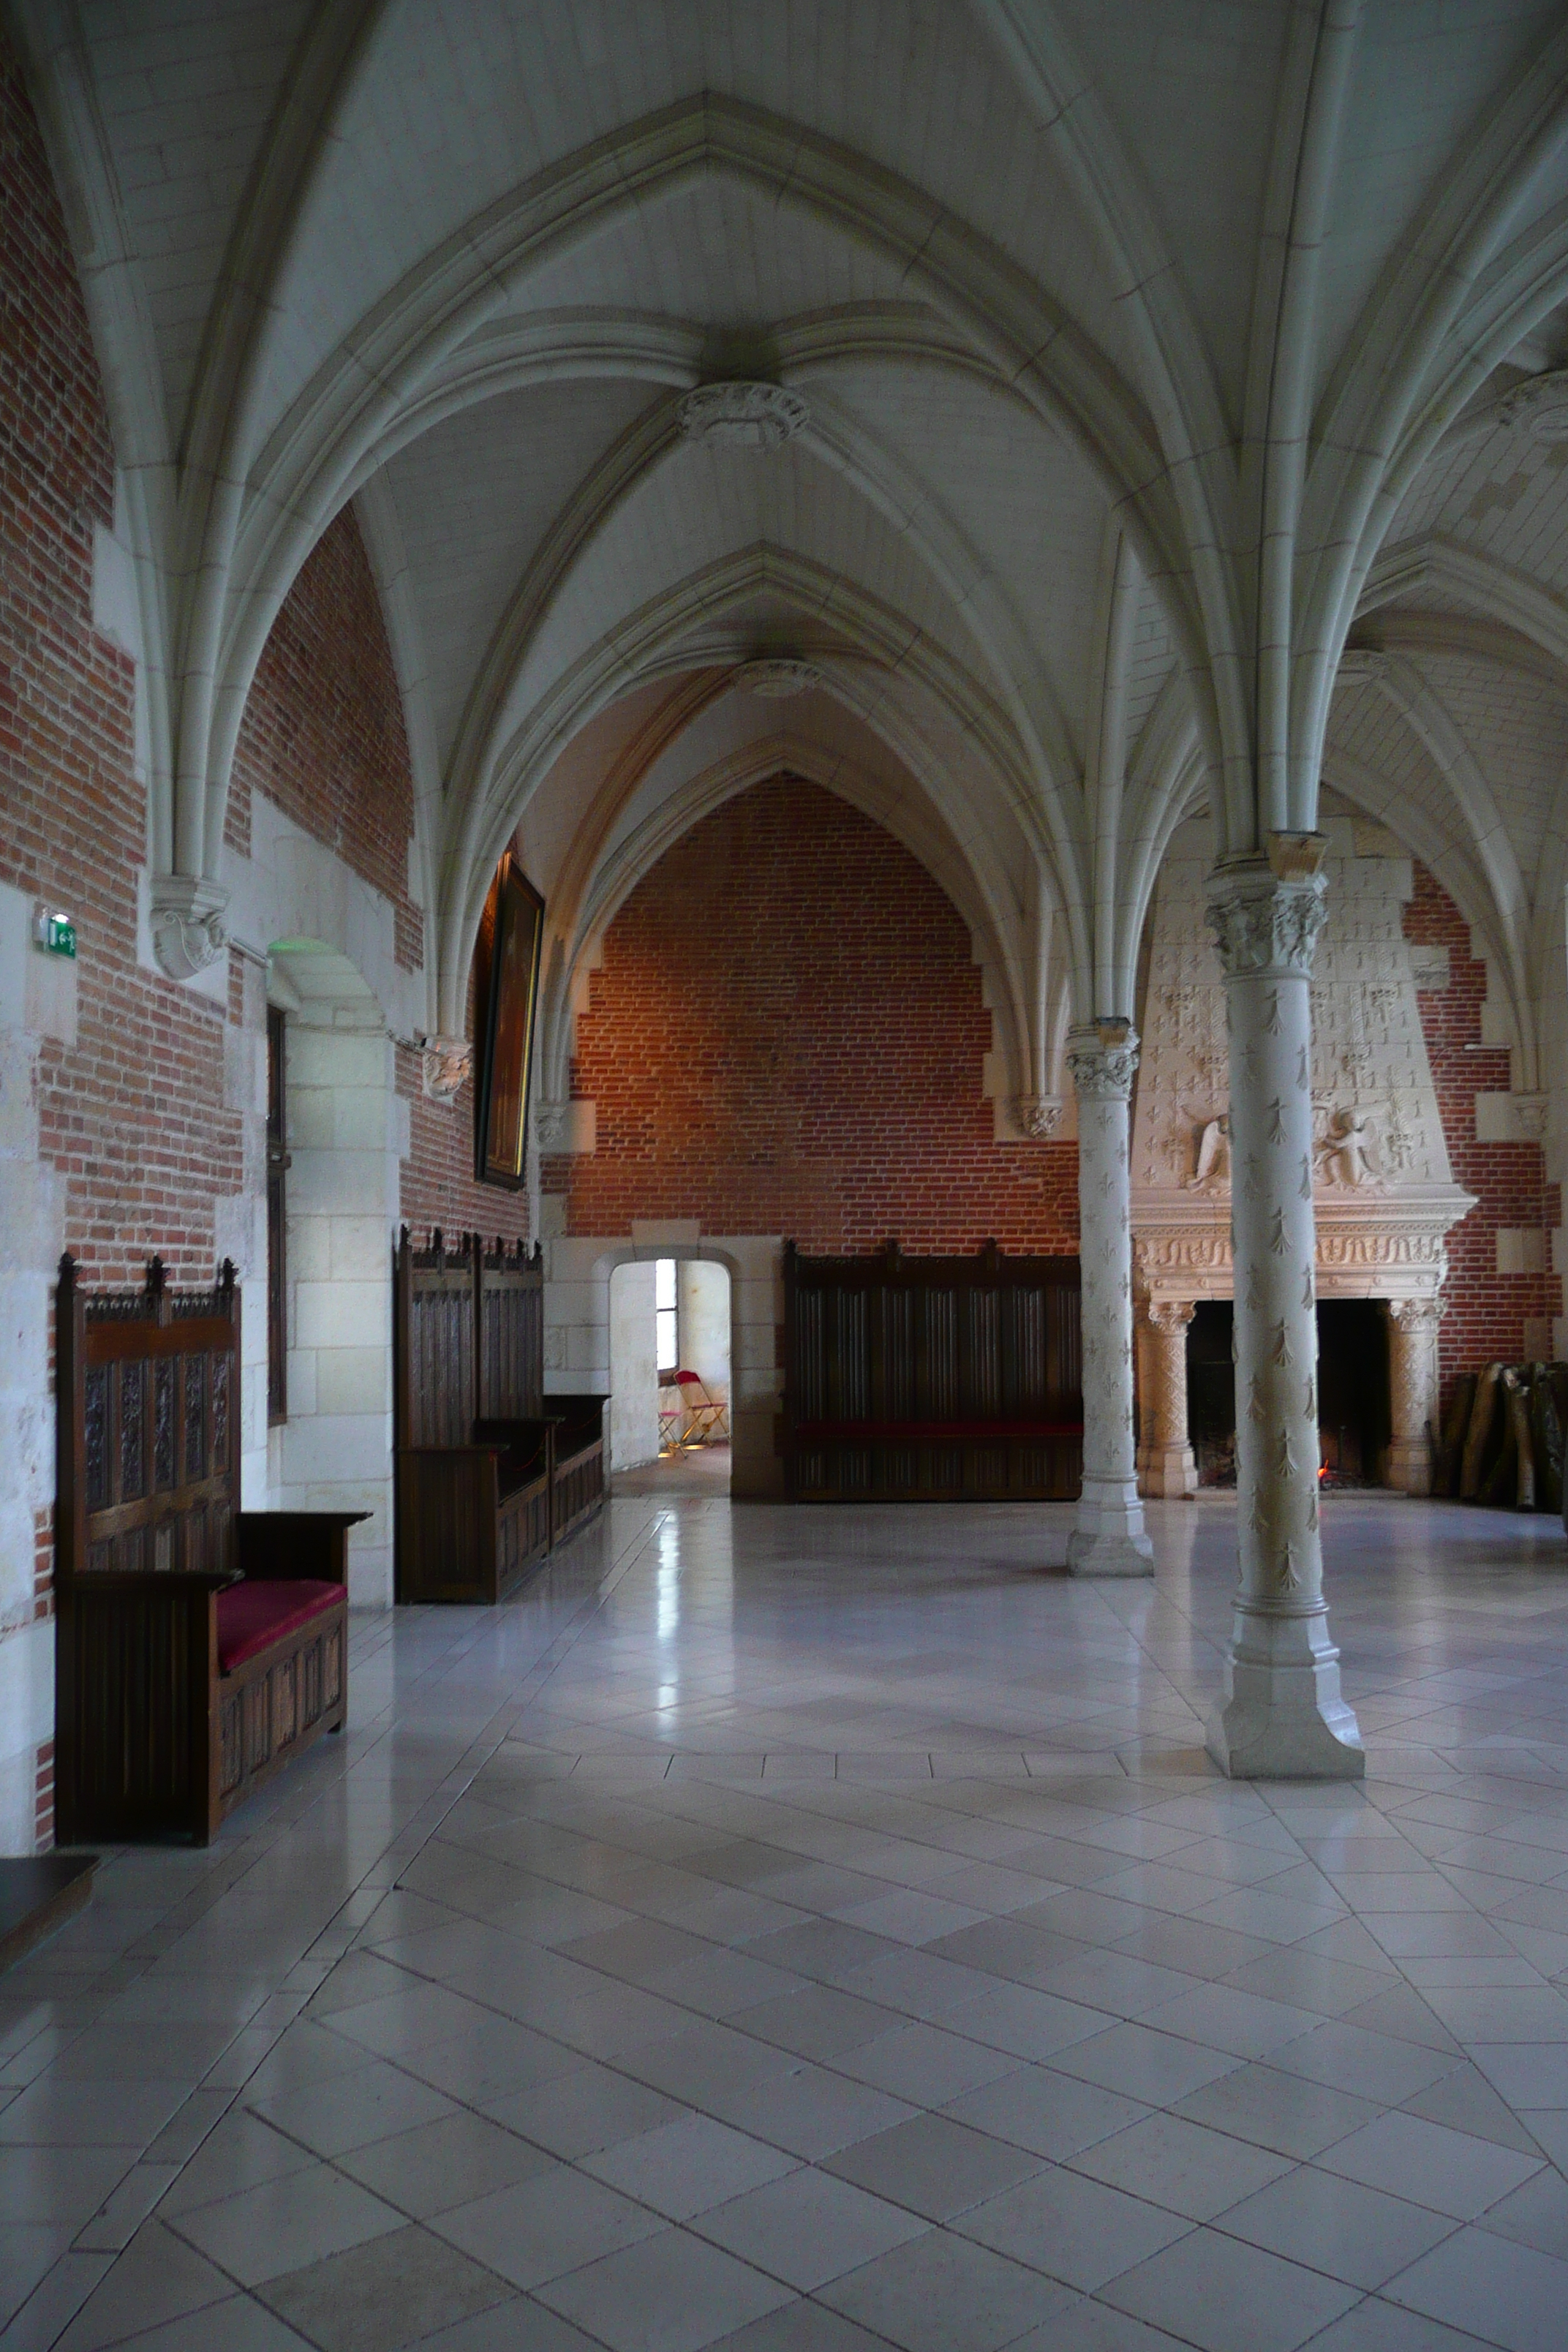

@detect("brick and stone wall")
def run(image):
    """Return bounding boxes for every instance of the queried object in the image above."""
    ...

[543,776,1079,1252]
[229,510,425,974]
[1405,863,1561,1406]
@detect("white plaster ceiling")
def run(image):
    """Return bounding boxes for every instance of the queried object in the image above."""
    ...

[23,0,1568,1090]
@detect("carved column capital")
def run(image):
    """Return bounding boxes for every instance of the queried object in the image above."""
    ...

[151,875,228,980]
[1145,1297,1196,1333]
[1066,1025,1139,1100]
[421,1035,472,1104]
[1205,862,1327,980]
[1384,1294,1447,1331]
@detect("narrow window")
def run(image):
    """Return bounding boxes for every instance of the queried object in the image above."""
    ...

[655,1257,678,1373]
[266,1006,289,1424]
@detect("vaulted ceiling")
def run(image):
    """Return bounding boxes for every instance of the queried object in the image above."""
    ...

[17,0,1568,1107]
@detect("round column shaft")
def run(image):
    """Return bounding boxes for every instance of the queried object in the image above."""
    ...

[1140,1299,1197,1498]
[1385,1297,1445,1496]
[1066,1026,1153,1578]
[1206,862,1363,1778]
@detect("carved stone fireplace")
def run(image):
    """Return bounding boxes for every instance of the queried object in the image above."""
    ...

[1131,811,1474,1498]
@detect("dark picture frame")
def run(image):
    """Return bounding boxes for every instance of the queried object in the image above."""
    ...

[474,852,545,1189]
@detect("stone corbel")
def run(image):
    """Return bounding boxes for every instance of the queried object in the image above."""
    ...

[1013,1095,1063,1139]
[150,875,228,980]
[1515,1095,1550,1141]
[535,1101,569,1151]
[421,1036,472,1104]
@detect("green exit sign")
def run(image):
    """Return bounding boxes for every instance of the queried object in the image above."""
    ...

[34,911,75,959]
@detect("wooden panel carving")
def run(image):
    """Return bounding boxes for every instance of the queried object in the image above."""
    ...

[783,1239,1083,1503]
[55,1256,358,1844]
[393,1229,600,1604]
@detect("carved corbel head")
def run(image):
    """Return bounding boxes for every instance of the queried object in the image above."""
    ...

[421,1036,472,1104]
[150,875,228,980]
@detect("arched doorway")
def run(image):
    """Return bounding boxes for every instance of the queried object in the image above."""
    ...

[607,1256,732,1491]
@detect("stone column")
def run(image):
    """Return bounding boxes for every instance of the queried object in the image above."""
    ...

[1384,1296,1444,1495]
[1205,861,1363,1777]
[1139,1299,1198,1498]
[1066,1026,1153,1576]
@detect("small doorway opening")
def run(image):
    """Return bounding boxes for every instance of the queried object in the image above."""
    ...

[1186,1297,1392,1489]
[608,1258,732,1489]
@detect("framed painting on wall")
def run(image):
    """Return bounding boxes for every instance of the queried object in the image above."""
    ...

[474,852,545,1189]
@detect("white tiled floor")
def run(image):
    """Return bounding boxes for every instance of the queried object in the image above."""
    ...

[8,1494,1568,2350]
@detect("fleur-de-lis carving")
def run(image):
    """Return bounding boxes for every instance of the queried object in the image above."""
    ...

[1279,1543,1303,1594]
[1299,1155,1313,1201]
[1247,1375,1267,1424]
[1274,1429,1294,1478]
[1269,1207,1289,1254]
[1297,1044,1310,1089]
[1264,990,1283,1036]
[1301,1262,1315,1310]
[1266,1098,1286,1144]
[1269,1322,1293,1368]
[1245,1266,1264,1311]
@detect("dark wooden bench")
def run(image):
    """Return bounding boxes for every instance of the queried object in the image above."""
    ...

[394,1232,606,1602]
[54,1256,363,1843]
[783,1238,1084,1501]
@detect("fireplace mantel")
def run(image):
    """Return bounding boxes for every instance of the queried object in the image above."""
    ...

[1132,1181,1477,1306]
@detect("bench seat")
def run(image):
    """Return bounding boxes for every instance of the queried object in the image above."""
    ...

[217,1578,345,1673]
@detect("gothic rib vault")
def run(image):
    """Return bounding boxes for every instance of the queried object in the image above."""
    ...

[15,0,1568,1771]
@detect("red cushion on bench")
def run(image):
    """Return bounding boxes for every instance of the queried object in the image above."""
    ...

[216,1580,343,1675]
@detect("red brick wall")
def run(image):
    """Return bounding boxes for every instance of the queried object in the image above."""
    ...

[398,1028,532,1251]
[1405,862,1560,1403]
[546,777,1078,1251]
[1,40,241,1289]
[229,506,423,972]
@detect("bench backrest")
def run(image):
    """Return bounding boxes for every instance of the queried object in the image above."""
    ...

[56,1255,241,1584]
[783,1238,1082,1429]
[394,1228,543,1447]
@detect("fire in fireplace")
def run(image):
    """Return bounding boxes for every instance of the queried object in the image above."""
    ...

[1186,1299,1392,1489]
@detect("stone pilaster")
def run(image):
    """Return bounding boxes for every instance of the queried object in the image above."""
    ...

[1384,1296,1445,1495]
[1205,861,1364,1777]
[1066,1027,1153,1577]
[1139,1298,1197,1498]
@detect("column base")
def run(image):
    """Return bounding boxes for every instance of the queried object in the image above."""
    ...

[1205,1599,1365,1779]
[1137,1443,1197,1500]
[1385,1439,1431,1496]
[1067,1480,1154,1578]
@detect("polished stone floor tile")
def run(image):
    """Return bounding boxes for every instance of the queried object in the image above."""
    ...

[13,1493,1568,2348]
[253,2222,513,2352]
[1098,2223,1362,2351]
[815,2225,1074,2350]
[690,2164,927,2290]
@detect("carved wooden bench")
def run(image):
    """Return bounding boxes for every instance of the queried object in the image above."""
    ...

[394,1232,605,1602]
[55,1257,364,1843]
[784,1239,1084,1501]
